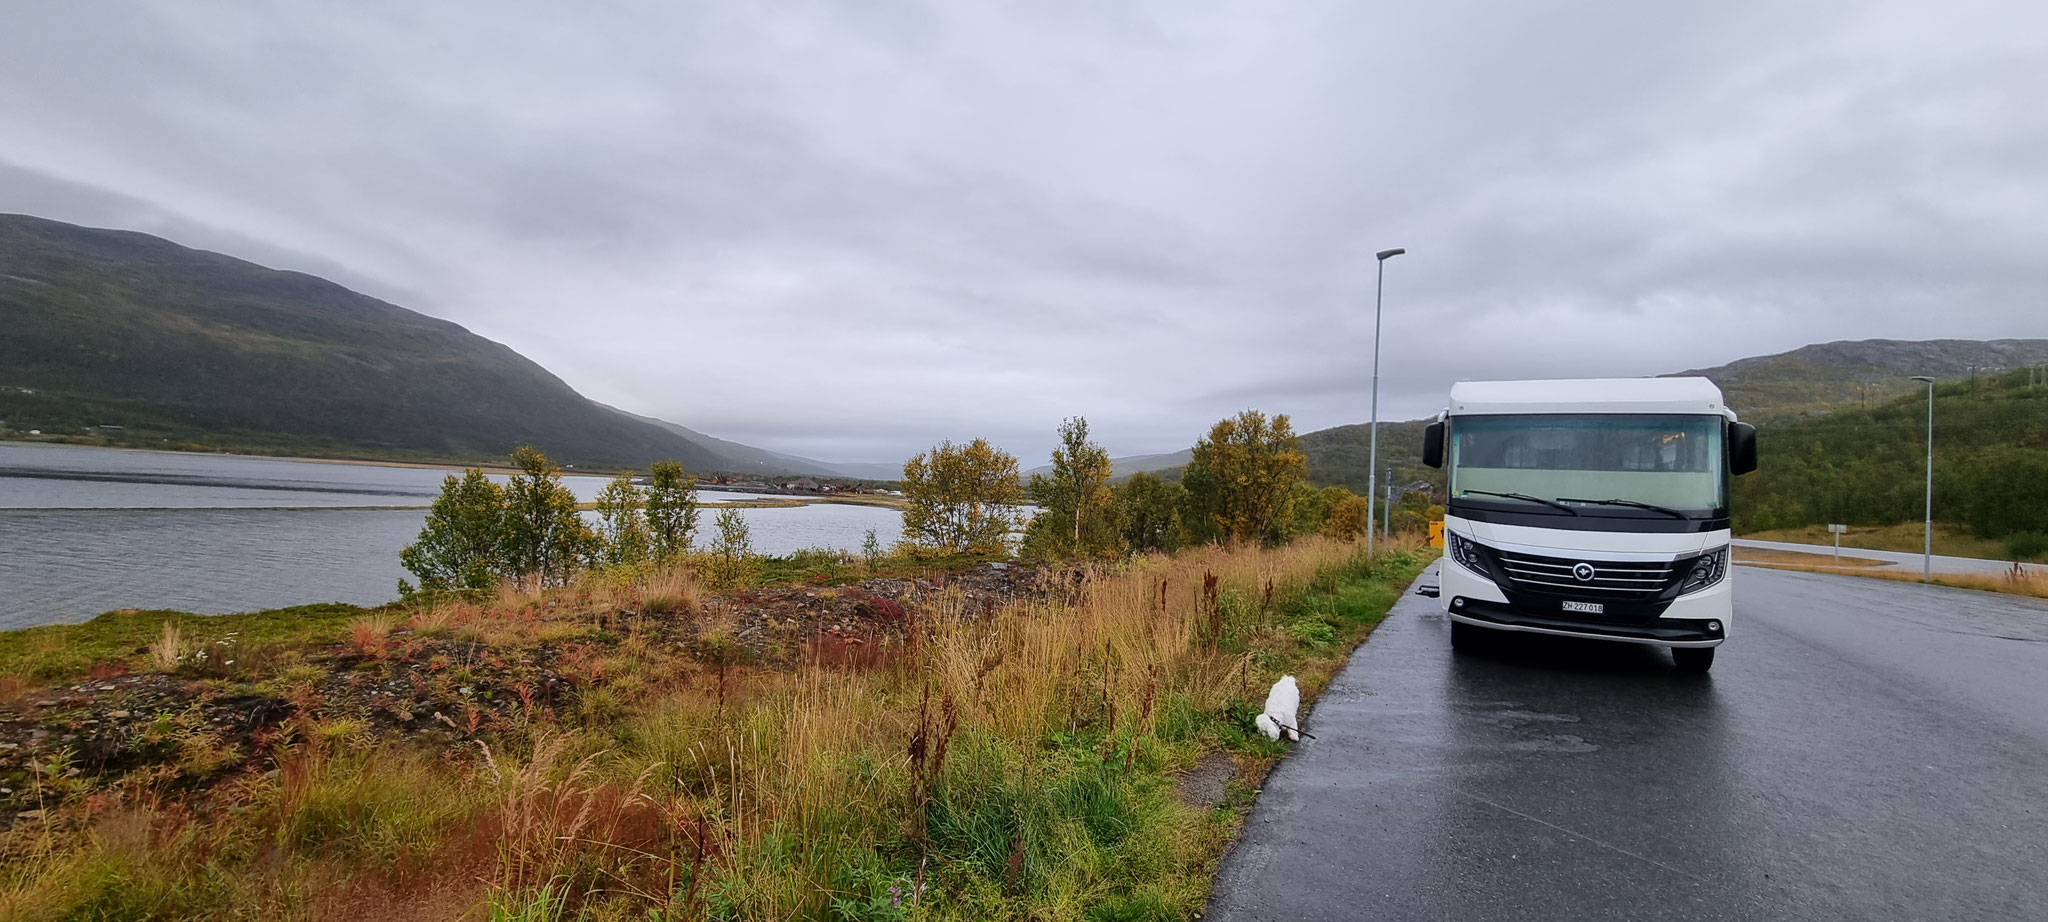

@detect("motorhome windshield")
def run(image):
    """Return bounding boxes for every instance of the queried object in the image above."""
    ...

[1448,414,1726,517]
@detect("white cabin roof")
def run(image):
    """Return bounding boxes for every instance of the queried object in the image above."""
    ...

[1446,377,1733,418]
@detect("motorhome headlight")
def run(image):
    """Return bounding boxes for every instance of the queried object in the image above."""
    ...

[1678,546,1729,594]
[1447,531,1490,577]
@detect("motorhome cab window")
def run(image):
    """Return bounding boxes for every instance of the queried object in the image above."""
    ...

[1450,414,1726,516]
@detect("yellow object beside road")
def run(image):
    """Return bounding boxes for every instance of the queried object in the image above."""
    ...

[1429,520,1444,548]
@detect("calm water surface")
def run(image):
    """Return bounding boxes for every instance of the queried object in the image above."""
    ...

[0,443,902,627]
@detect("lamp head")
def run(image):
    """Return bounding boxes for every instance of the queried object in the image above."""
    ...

[1910,376,1936,383]
[1376,248,1406,260]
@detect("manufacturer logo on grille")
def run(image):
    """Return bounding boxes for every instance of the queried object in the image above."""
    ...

[1571,562,1596,582]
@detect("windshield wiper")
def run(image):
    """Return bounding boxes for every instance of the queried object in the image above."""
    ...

[1556,497,1689,519]
[1457,490,1578,515]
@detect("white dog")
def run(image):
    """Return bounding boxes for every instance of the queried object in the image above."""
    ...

[1256,675,1303,741]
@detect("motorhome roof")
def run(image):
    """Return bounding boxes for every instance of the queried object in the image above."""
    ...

[1446,377,1732,418]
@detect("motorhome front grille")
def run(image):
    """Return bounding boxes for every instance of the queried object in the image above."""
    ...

[1492,549,1675,600]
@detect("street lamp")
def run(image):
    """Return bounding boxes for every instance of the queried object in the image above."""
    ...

[1911,375,1936,581]
[1367,246,1405,555]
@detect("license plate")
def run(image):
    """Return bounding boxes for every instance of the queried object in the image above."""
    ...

[1561,600,1604,614]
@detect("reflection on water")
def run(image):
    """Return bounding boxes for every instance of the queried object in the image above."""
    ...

[0,443,902,627]
[1,507,431,625]
[0,440,616,509]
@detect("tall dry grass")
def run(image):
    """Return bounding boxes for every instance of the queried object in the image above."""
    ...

[579,535,1414,915]
[637,565,703,616]
[148,621,184,672]
[1,535,1426,920]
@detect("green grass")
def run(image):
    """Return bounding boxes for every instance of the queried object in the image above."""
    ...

[907,549,1422,920]
[0,602,375,682]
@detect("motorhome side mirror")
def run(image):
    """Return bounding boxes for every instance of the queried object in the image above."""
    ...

[1730,422,1758,475]
[1422,421,1445,469]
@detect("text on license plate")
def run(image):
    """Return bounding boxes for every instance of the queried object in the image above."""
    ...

[1561,600,1604,614]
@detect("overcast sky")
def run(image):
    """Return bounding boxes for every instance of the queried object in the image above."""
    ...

[5,1,2044,464]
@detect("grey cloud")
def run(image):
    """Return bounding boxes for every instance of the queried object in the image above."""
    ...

[5,0,2044,465]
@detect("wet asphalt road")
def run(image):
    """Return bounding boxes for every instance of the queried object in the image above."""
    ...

[1205,564,2048,921]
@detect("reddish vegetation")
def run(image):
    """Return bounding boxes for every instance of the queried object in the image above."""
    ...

[0,564,1043,821]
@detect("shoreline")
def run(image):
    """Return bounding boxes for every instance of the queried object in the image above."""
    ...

[0,436,901,485]
[0,436,530,476]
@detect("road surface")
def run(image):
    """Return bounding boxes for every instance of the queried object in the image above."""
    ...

[1205,563,2048,921]
[1733,537,2046,577]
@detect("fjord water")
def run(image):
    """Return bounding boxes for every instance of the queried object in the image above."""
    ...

[0,442,902,628]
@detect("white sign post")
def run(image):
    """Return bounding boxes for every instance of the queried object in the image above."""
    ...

[1828,523,1847,561]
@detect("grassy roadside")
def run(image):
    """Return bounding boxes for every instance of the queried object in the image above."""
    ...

[1741,522,2048,564]
[0,536,1425,920]
[1734,547,2048,600]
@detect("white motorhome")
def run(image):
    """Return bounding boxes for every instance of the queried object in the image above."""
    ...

[1420,378,1759,673]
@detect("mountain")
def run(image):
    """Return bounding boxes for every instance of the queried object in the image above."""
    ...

[1297,420,1435,495]
[1024,449,1193,481]
[1673,338,2048,421]
[1087,338,2048,497]
[602,404,903,480]
[1036,420,1438,497]
[0,214,816,473]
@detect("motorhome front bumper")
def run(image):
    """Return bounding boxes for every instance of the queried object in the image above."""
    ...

[1448,598,1725,646]
[1439,549,1731,648]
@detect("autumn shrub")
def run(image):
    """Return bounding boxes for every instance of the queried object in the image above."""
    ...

[701,509,761,590]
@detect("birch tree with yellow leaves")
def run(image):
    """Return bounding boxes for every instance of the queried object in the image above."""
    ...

[1181,410,1308,545]
[899,437,1026,555]
[1024,416,1117,558]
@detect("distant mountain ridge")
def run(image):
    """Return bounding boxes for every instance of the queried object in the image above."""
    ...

[9,213,2030,488]
[1673,338,2048,420]
[0,213,881,476]
[602,404,902,480]
[1024,449,1193,481]
[1083,337,2048,492]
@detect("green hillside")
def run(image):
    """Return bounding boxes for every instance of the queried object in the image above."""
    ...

[0,214,727,470]
[1734,368,2048,541]
[1675,338,2048,421]
[1228,338,2048,498]
[1296,419,1437,495]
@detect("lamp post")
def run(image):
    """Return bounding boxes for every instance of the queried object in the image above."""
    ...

[1911,375,1935,581]
[1366,246,1405,555]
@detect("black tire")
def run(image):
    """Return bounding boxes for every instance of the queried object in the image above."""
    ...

[1451,620,1481,652]
[1672,646,1716,674]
